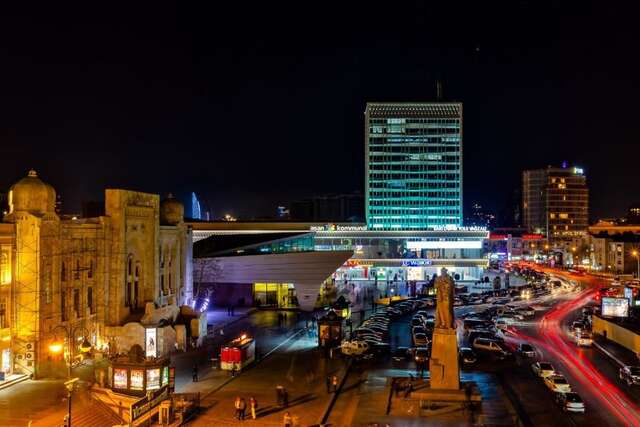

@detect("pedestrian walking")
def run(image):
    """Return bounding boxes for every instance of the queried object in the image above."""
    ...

[283,387,289,407]
[276,385,284,406]
[234,396,242,420]
[192,363,198,382]
[331,375,338,393]
[249,396,258,420]
[283,411,292,427]
[239,397,247,421]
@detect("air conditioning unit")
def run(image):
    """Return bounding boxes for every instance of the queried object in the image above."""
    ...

[25,342,35,362]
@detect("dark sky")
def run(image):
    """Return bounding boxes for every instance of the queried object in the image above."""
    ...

[0,2,638,221]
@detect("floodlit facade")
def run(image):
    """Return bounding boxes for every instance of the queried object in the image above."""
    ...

[365,102,463,230]
[0,171,193,378]
[522,165,589,242]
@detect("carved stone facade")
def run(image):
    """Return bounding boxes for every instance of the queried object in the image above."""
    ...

[0,171,193,378]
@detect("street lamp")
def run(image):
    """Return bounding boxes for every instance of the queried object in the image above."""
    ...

[633,250,639,279]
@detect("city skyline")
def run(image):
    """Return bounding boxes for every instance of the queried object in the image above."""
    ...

[0,3,639,220]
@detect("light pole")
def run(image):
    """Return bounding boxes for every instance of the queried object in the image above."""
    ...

[49,325,92,426]
[633,250,639,279]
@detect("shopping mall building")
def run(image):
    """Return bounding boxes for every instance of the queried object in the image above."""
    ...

[190,221,488,311]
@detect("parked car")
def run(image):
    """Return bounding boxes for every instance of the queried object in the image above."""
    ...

[516,306,536,317]
[556,392,585,413]
[531,361,556,378]
[392,346,411,362]
[414,347,430,363]
[410,318,424,328]
[570,321,585,334]
[517,343,536,358]
[459,347,477,365]
[412,326,426,335]
[544,375,572,393]
[472,338,510,357]
[341,340,369,356]
[413,333,429,347]
[619,365,640,386]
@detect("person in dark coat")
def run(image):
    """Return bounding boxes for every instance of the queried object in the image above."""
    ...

[192,363,198,382]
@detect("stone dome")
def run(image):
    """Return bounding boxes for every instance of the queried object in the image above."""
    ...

[9,170,56,215]
[160,194,184,225]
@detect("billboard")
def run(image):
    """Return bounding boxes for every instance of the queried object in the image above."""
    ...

[601,297,629,317]
[145,328,157,358]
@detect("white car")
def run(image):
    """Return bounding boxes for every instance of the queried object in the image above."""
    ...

[544,375,572,393]
[341,340,369,356]
[531,361,556,378]
[574,332,593,347]
[556,392,585,413]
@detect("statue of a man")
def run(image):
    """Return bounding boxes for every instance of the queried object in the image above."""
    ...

[434,268,455,329]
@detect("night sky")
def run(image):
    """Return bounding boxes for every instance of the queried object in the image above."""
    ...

[0,2,638,221]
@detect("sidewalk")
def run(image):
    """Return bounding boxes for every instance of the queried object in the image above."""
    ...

[206,306,257,336]
[593,334,639,368]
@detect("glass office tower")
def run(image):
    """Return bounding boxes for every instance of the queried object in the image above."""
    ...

[365,102,463,230]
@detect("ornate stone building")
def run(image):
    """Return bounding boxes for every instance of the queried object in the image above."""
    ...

[0,171,192,378]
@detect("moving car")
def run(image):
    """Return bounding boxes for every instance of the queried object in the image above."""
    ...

[516,306,536,317]
[531,362,556,378]
[517,343,536,358]
[573,331,593,347]
[459,347,477,365]
[556,392,585,413]
[619,365,640,386]
[544,375,572,393]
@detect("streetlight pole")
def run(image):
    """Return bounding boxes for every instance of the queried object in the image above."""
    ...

[633,250,639,280]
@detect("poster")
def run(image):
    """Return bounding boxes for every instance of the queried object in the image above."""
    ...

[145,328,157,358]
[146,368,160,390]
[407,267,423,281]
[113,368,128,389]
[130,369,144,390]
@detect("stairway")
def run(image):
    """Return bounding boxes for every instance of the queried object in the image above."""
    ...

[70,391,126,427]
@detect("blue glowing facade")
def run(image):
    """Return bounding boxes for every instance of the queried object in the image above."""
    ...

[365,102,463,230]
[191,192,202,220]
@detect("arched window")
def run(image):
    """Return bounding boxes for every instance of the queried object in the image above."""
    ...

[61,262,67,282]
[88,260,94,279]
[125,255,133,307]
[0,252,8,285]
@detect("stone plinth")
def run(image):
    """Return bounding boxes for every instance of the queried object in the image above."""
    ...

[429,327,459,390]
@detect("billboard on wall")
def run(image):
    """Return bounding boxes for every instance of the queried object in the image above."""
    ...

[601,297,629,317]
[145,328,157,358]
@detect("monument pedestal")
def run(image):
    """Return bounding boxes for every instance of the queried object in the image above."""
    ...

[429,327,459,390]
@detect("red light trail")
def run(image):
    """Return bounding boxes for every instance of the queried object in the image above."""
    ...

[513,269,640,426]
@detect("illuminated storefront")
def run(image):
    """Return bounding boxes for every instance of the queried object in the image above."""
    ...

[110,356,170,397]
[253,283,297,308]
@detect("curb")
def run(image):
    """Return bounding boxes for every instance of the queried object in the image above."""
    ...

[317,358,353,426]
[0,374,29,391]
[593,340,626,368]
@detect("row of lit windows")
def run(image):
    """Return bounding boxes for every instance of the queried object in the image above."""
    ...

[369,173,460,180]
[369,118,460,124]
[369,199,459,207]
[369,138,460,146]
[368,164,459,172]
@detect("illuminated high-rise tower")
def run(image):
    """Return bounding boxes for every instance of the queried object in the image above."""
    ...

[365,102,463,230]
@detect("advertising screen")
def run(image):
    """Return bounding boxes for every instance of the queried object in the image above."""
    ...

[130,369,144,390]
[601,297,629,317]
[145,328,157,358]
[113,368,128,389]
[146,368,160,390]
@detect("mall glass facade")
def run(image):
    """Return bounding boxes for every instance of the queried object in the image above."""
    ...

[365,103,463,229]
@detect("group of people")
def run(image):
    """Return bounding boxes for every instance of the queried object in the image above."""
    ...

[233,396,259,421]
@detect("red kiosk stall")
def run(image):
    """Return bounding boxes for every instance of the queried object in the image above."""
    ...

[220,334,255,371]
